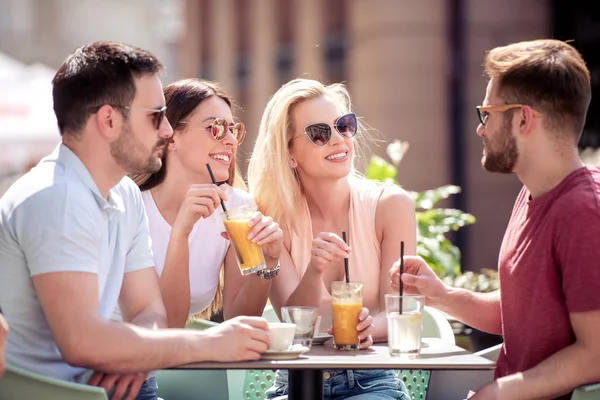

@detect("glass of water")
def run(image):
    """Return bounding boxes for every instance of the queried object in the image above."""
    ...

[281,306,319,348]
[385,294,425,356]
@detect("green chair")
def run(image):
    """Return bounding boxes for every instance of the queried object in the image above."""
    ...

[155,317,233,400]
[572,383,600,400]
[0,363,108,400]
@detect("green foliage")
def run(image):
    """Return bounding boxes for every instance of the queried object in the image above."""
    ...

[366,142,476,279]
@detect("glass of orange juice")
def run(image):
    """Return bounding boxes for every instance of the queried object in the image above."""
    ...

[331,281,363,350]
[221,205,267,275]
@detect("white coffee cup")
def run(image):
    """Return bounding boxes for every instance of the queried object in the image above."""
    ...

[268,322,296,351]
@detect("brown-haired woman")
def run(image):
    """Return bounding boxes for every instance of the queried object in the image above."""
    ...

[129,78,282,400]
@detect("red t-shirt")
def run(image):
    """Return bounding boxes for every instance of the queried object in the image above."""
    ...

[495,166,600,399]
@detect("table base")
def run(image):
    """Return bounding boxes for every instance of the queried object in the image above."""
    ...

[288,369,323,400]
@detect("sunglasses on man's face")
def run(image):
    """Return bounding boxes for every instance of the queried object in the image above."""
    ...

[124,106,167,130]
[209,118,246,144]
[303,113,358,147]
[88,104,167,130]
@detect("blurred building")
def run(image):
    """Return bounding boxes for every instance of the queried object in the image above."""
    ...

[178,0,599,271]
[1,0,598,272]
[0,0,184,77]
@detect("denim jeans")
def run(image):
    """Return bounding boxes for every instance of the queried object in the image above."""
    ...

[135,376,160,400]
[265,369,409,400]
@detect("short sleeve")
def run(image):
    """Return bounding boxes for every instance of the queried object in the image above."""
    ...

[556,207,600,313]
[124,184,155,273]
[15,184,101,277]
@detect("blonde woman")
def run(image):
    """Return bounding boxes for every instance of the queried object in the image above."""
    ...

[248,78,415,399]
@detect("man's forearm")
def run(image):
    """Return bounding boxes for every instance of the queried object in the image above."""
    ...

[69,320,213,373]
[434,288,502,335]
[489,341,600,399]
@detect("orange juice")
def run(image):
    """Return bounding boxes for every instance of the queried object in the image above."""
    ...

[332,302,362,348]
[222,207,266,275]
[331,281,364,350]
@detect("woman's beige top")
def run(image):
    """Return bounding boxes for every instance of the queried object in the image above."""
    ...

[288,179,385,331]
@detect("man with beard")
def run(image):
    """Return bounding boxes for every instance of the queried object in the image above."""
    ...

[0,42,270,400]
[390,39,600,400]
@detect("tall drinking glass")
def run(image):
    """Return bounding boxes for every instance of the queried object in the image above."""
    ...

[331,281,363,350]
[221,205,266,275]
[385,294,425,356]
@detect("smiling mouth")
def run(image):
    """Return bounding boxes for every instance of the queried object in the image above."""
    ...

[325,152,348,161]
[210,154,231,163]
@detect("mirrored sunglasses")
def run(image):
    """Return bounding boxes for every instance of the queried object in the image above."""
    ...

[303,113,357,147]
[210,118,246,144]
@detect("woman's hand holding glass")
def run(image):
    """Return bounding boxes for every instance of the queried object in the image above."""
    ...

[245,212,283,261]
[171,184,227,237]
[327,307,375,350]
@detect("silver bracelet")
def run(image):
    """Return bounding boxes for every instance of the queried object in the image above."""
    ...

[255,262,280,279]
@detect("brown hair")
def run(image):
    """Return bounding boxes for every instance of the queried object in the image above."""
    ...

[131,79,245,320]
[484,39,591,141]
[132,79,243,191]
[52,41,163,136]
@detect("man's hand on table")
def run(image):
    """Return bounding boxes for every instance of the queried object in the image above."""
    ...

[204,316,271,361]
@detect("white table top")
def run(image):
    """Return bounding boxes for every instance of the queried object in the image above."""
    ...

[173,338,496,371]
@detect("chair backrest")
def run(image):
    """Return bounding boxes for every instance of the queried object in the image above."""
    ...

[571,383,600,400]
[261,304,280,323]
[0,364,108,400]
[474,343,502,362]
[422,306,455,344]
[156,369,229,400]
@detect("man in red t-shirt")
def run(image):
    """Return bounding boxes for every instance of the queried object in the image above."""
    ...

[391,39,600,400]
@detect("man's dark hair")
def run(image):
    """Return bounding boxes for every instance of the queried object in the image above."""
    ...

[52,41,164,136]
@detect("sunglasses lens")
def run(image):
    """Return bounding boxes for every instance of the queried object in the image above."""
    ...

[305,124,331,146]
[336,114,357,138]
[157,110,165,130]
[212,119,228,140]
[233,123,246,144]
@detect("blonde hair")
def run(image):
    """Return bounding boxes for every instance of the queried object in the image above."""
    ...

[247,78,372,233]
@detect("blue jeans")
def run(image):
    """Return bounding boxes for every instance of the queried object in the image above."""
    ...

[135,376,160,400]
[265,369,409,400]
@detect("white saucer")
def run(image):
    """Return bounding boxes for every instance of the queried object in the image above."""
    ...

[261,345,310,360]
[312,334,333,346]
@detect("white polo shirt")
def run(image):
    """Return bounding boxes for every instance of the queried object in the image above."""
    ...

[0,144,155,382]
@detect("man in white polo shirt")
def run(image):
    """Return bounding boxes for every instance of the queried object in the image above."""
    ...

[0,41,270,400]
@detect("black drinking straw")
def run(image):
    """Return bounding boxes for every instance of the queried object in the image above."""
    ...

[342,231,349,284]
[206,163,228,215]
[207,163,244,264]
[399,241,405,314]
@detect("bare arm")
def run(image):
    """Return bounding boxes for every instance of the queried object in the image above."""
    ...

[391,257,503,335]
[32,271,270,373]
[223,211,283,320]
[157,231,191,328]
[436,288,502,335]
[373,186,417,342]
[119,267,168,330]
[473,310,600,399]
[223,247,273,320]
